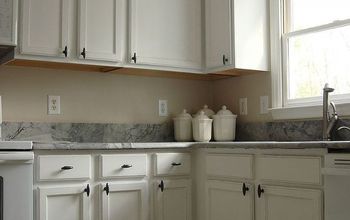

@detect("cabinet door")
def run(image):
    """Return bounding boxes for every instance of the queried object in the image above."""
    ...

[206,180,253,220]
[21,0,70,57]
[0,0,18,45]
[155,179,191,220]
[101,182,148,220]
[205,0,233,70]
[38,185,90,220]
[129,0,202,69]
[78,0,125,62]
[234,0,269,71]
[256,185,322,220]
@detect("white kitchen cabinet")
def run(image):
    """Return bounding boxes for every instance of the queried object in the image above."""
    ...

[234,0,269,71]
[38,185,90,220]
[154,179,192,220]
[78,0,125,62]
[205,0,234,70]
[129,0,202,70]
[255,185,322,220]
[21,0,72,57]
[0,0,18,45]
[101,182,148,220]
[206,180,253,220]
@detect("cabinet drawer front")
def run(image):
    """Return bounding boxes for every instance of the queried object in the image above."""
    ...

[256,156,322,185]
[154,153,191,176]
[100,154,147,178]
[206,154,253,179]
[38,155,91,181]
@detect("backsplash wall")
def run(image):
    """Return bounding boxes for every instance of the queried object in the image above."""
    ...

[0,66,213,124]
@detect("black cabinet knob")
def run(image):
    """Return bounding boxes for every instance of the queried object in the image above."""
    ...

[62,46,68,57]
[121,164,132,169]
[131,53,137,63]
[81,48,86,59]
[223,55,229,65]
[61,166,73,170]
[171,162,182,166]
[242,183,249,196]
[257,184,265,198]
[104,183,110,195]
[159,180,164,192]
[84,184,90,197]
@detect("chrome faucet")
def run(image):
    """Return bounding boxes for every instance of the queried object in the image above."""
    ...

[323,83,338,141]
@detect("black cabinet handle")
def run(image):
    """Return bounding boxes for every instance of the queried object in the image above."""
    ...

[159,180,164,192]
[121,164,132,169]
[104,183,110,195]
[61,166,73,170]
[84,184,90,197]
[131,53,137,63]
[257,184,264,198]
[81,48,86,59]
[171,162,182,166]
[62,46,68,57]
[242,183,249,196]
[223,55,229,65]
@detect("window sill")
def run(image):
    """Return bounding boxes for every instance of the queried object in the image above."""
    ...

[270,103,350,120]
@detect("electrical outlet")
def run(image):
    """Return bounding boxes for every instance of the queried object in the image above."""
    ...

[239,98,248,115]
[159,100,168,116]
[48,96,61,115]
[260,96,269,114]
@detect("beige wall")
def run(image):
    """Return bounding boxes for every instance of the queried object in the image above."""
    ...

[0,66,214,123]
[213,72,272,123]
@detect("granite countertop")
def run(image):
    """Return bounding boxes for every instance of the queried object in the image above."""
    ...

[32,141,350,150]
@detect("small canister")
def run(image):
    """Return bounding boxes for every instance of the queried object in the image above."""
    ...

[213,105,237,141]
[192,111,213,142]
[173,109,193,142]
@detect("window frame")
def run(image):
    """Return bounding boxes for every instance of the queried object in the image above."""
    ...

[270,0,350,119]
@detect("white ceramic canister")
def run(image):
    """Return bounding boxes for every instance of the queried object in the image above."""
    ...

[212,105,237,141]
[173,109,193,142]
[195,105,215,118]
[192,111,213,142]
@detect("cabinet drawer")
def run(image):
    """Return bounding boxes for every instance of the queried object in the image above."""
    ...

[256,155,322,185]
[100,154,147,178]
[38,155,91,181]
[206,154,253,179]
[154,153,191,176]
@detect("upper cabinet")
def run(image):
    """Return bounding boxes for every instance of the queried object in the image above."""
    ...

[205,0,234,70]
[78,0,126,62]
[16,0,269,74]
[129,0,202,70]
[233,0,269,71]
[21,0,71,58]
[205,0,269,72]
[0,0,18,46]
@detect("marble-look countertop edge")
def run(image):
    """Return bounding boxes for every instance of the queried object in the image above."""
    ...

[31,141,350,151]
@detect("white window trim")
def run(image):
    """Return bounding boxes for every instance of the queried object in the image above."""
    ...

[270,0,350,120]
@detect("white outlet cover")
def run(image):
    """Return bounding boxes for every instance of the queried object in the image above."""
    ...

[48,96,61,115]
[260,96,269,114]
[159,100,168,116]
[239,98,248,115]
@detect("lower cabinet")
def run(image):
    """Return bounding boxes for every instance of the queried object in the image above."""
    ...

[256,185,322,220]
[206,180,254,220]
[155,179,192,220]
[38,185,90,220]
[101,182,148,220]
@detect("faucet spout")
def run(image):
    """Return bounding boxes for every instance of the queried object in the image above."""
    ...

[323,83,336,141]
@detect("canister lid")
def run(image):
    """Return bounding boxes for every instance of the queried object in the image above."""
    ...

[214,105,237,118]
[196,105,215,118]
[193,111,211,120]
[174,109,192,120]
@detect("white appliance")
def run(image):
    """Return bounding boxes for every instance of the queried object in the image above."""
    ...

[323,153,350,220]
[0,141,33,220]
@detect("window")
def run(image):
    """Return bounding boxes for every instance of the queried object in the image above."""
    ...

[280,0,350,107]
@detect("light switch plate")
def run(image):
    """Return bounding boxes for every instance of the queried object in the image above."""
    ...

[48,96,61,115]
[260,96,269,114]
[159,100,168,116]
[239,98,248,115]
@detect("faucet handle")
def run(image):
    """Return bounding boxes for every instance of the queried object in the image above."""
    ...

[328,102,337,119]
